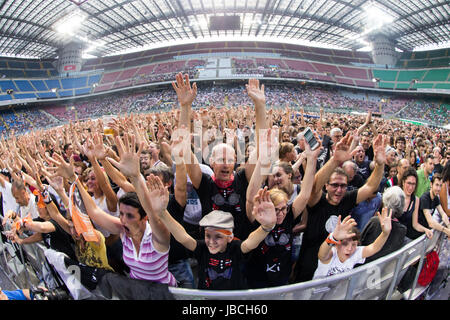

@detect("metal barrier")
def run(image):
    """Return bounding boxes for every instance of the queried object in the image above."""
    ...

[0,234,61,291]
[168,229,448,300]
[0,227,447,300]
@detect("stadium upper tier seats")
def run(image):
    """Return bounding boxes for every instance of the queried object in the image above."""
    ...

[0,41,447,130]
[3,41,447,101]
[1,80,447,136]
[396,48,450,69]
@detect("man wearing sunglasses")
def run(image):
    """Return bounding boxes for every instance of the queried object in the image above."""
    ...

[293,132,387,283]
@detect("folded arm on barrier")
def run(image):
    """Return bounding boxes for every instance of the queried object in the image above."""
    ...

[424,206,450,238]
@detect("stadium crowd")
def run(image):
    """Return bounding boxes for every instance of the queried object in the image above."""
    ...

[0,72,449,299]
[1,82,447,137]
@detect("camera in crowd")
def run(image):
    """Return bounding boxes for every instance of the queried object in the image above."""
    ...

[32,287,71,300]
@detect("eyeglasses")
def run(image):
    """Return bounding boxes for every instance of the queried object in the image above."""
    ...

[275,206,287,214]
[328,183,348,190]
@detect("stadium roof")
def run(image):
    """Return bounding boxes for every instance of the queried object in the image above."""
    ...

[0,0,449,59]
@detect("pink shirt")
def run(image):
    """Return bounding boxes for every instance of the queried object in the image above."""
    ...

[121,222,177,287]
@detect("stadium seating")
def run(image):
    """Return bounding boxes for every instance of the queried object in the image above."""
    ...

[0,41,447,132]
[396,48,450,69]
[373,68,449,90]
[0,58,58,78]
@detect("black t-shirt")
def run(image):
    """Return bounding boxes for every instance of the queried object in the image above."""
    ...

[356,160,372,181]
[348,172,365,191]
[34,217,77,261]
[399,195,421,240]
[195,169,250,240]
[294,189,358,282]
[245,205,295,288]
[360,217,407,264]
[365,145,374,161]
[418,192,441,231]
[194,239,247,290]
[433,163,443,175]
[319,135,333,165]
[167,195,190,264]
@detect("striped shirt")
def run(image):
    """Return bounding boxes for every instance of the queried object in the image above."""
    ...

[121,222,177,287]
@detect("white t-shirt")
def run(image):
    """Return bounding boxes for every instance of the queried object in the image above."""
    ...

[93,195,119,238]
[116,187,126,201]
[288,184,300,205]
[17,194,40,220]
[313,246,366,279]
[0,181,18,217]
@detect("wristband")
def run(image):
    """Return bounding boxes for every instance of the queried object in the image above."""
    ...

[325,233,341,246]
[15,220,23,231]
[261,225,275,233]
[41,189,52,204]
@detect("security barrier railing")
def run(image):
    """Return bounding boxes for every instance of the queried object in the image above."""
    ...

[0,226,447,300]
[168,229,448,300]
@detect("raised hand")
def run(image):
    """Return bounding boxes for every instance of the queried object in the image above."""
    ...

[300,129,323,160]
[172,72,197,108]
[45,153,75,181]
[373,134,388,166]
[145,174,169,216]
[106,133,143,179]
[259,127,279,168]
[332,215,357,241]
[44,174,65,193]
[91,132,109,160]
[80,135,97,160]
[252,187,277,229]
[246,78,265,106]
[333,132,356,164]
[170,125,190,165]
[376,207,392,235]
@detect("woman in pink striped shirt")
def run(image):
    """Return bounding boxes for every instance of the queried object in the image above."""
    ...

[72,133,177,287]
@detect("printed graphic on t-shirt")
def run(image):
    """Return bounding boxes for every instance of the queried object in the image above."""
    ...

[211,187,241,212]
[264,227,291,248]
[325,215,339,234]
[326,265,351,277]
[205,258,233,287]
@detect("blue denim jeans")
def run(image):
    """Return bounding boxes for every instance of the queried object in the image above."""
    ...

[169,259,196,289]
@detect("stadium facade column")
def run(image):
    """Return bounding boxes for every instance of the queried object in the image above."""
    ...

[370,34,399,67]
[56,41,83,76]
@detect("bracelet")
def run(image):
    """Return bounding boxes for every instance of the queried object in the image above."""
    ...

[325,233,341,246]
[41,189,52,204]
[261,225,275,233]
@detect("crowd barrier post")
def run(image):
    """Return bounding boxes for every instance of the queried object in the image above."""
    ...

[407,237,429,300]
[385,251,408,300]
